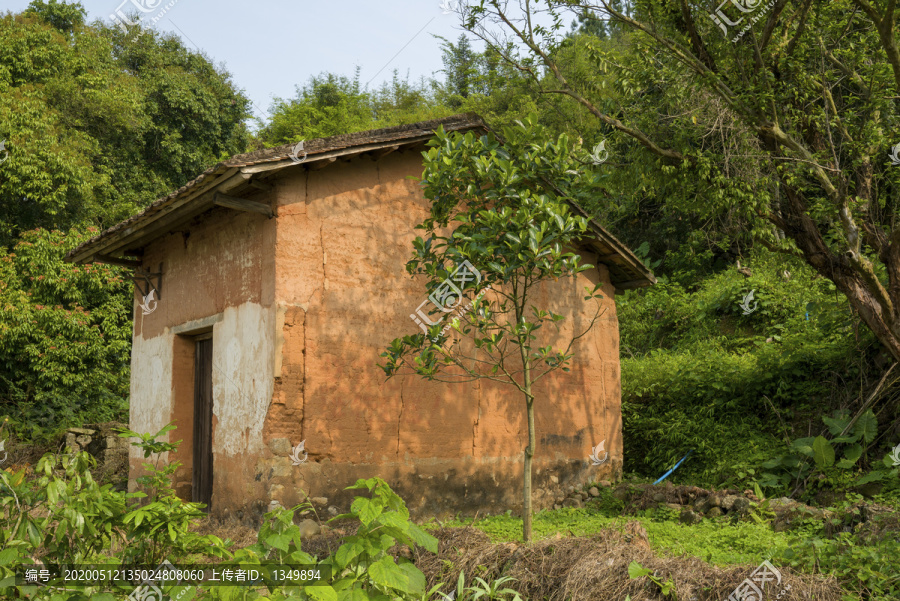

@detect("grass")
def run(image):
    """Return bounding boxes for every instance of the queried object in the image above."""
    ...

[428,506,795,566]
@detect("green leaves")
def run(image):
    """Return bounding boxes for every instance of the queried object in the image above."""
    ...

[823,415,851,437]
[265,534,292,552]
[367,557,416,594]
[836,444,864,469]
[812,436,835,469]
[380,122,611,545]
[853,411,878,444]
[753,405,894,493]
[0,548,19,566]
[306,586,339,601]
[467,0,900,367]
[0,10,250,243]
[0,228,133,440]
[2,450,435,599]
[627,560,674,597]
[310,478,438,599]
[380,119,603,393]
[351,496,384,527]
[627,561,651,579]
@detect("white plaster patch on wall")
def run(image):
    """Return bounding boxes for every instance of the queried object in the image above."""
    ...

[129,333,174,463]
[211,302,274,457]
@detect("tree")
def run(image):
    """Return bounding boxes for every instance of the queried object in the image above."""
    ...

[256,70,450,148]
[0,228,132,439]
[0,2,250,439]
[569,1,630,39]
[256,71,375,146]
[462,0,900,361]
[379,120,607,541]
[23,0,85,34]
[436,34,481,104]
[0,2,251,243]
[369,70,450,127]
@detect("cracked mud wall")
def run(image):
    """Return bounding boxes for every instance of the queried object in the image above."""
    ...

[262,150,623,519]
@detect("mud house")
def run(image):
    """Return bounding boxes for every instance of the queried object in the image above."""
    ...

[66,114,655,523]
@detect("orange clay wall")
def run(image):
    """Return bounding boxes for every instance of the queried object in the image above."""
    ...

[257,150,622,520]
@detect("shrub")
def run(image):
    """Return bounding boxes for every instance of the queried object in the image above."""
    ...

[0,228,132,442]
[618,251,881,487]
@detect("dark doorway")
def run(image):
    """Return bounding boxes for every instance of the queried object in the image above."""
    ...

[192,336,213,510]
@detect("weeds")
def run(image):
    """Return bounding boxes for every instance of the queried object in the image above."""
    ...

[435,507,795,566]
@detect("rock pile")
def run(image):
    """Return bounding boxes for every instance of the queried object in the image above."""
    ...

[61,422,130,490]
[555,481,836,532]
[677,492,752,524]
[552,481,610,509]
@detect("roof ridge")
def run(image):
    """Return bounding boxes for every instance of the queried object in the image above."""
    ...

[227,113,486,166]
[65,113,488,262]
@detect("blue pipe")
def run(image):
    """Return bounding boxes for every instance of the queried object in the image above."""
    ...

[653,449,694,485]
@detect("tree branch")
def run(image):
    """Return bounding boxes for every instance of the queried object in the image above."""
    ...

[483,1,687,162]
[851,0,900,93]
[677,0,717,72]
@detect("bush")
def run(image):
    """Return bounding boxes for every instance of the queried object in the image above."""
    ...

[0,228,132,442]
[0,425,227,596]
[617,251,882,487]
[781,532,900,601]
[0,426,448,600]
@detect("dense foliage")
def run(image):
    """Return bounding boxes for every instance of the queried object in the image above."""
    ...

[0,1,251,244]
[0,229,131,439]
[0,427,456,600]
[254,70,452,148]
[0,0,251,435]
[618,252,886,488]
[463,0,900,364]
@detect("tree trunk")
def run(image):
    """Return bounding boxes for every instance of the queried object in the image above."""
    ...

[515,288,536,543]
[523,394,535,542]
[776,184,900,360]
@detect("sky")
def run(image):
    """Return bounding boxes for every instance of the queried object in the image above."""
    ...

[4,0,470,125]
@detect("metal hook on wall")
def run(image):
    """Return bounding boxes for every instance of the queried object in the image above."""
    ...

[133,263,163,300]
